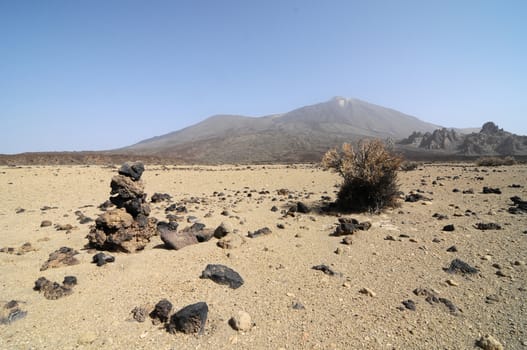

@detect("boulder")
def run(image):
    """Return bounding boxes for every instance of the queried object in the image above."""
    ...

[200,264,244,289]
[168,302,208,334]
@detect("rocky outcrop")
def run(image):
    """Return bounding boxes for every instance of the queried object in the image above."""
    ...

[86,162,157,253]
[399,122,527,156]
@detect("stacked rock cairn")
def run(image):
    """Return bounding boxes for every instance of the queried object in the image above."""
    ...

[86,162,157,253]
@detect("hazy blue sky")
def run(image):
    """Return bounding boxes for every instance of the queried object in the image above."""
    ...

[1,0,526,154]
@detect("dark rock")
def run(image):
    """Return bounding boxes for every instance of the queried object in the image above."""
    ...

[446,245,458,252]
[0,300,27,325]
[296,202,310,213]
[150,299,172,325]
[402,299,416,311]
[405,193,431,202]
[292,302,305,310]
[312,264,341,276]
[40,220,52,227]
[444,258,479,275]
[442,224,455,232]
[63,276,77,288]
[118,161,145,181]
[482,186,501,194]
[200,264,244,289]
[247,227,272,238]
[439,297,461,315]
[475,222,502,230]
[168,302,208,334]
[332,218,371,236]
[40,247,79,271]
[92,252,115,266]
[214,222,233,239]
[463,189,474,194]
[33,276,75,300]
[276,223,285,229]
[270,206,278,212]
[432,213,448,220]
[151,192,172,203]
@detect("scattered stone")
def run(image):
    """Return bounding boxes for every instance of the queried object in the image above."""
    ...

[217,233,246,249]
[384,235,396,241]
[476,334,504,350]
[475,222,502,230]
[432,213,448,220]
[151,192,172,203]
[496,270,511,278]
[15,208,25,214]
[270,206,278,212]
[40,247,79,271]
[402,299,416,311]
[33,276,76,300]
[509,196,527,214]
[405,193,431,202]
[40,220,52,227]
[446,245,458,252]
[312,264,341,276]
[63,276,77,288]
[444,258,479,275]
[334,247,344,255]
[438,297,460,314]
[359,287,376,297]
[0,300,27,325]
[341,236,353,245]
[200,264,244,289]
[229,311,252,331]
[292,302,305,310]
[295,202,310,213]
[446,279,458,286]
[442,224,455,232]
[214,221,233,239]
[168,302,208,334]
[463,188,474,194]
[485,294,500,304]
[482,187,501,194]
[157,221,198,250]
[0,242,36,255]
[432,238,442,243]
[247,227,272,238]
[150,299,172,325]
[92,252,115,266]
[276,223,285,229]
[55,223,74,231]
[332,218,371,236]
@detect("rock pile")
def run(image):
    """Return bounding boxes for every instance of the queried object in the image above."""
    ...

[86,162,157,252]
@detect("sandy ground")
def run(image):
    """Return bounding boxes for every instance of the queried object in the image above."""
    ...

[0,163,525,350]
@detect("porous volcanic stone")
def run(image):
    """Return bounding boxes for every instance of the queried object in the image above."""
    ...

[200,264,244,289]
[168,302,208,334]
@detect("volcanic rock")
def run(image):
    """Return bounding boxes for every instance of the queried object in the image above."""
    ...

[87,162,157,253]
[444,259,479,275]
[200,264,244,289]
[40,247,79,271]
[150,299,172,325]
[0,300,27,325]
[33,276,76,300]
[168,302,208,334]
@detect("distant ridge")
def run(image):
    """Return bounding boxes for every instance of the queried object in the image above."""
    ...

[118,97,441,163]
[398,122,527,156]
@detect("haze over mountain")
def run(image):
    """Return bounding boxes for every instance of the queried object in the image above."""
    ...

[119,97,441,163]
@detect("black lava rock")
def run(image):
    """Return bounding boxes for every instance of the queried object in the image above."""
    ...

[200,264,244,289]
[92,252,115,266]
[482,186,501,194]
[442,224,455,232]
[150,299,173,324]
[118,161,145,181]
[444,258,479,275]
[168,302,208,334]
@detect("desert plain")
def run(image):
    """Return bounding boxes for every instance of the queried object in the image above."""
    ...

[0,162,526,349]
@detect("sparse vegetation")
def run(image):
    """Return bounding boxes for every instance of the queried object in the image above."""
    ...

[475,156,516,166]
[322,139,402,212]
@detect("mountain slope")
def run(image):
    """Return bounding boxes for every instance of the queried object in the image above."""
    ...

[118,97,441,163]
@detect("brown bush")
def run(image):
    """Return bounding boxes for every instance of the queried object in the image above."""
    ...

[475,156,516,166]
[322,139,402,213]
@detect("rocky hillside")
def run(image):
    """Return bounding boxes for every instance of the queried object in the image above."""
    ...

[398,122,527,156]
[117,97,440,163]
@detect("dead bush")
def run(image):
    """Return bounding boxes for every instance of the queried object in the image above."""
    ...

[475,156,516,166]
[322,139,402,213]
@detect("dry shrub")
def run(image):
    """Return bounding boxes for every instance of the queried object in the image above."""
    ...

[322,139,402,213]
[475,156,516,166]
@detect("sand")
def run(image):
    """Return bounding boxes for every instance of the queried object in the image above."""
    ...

[0,163,525,349]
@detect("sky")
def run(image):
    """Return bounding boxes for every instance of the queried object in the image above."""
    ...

[1,0,526,154]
